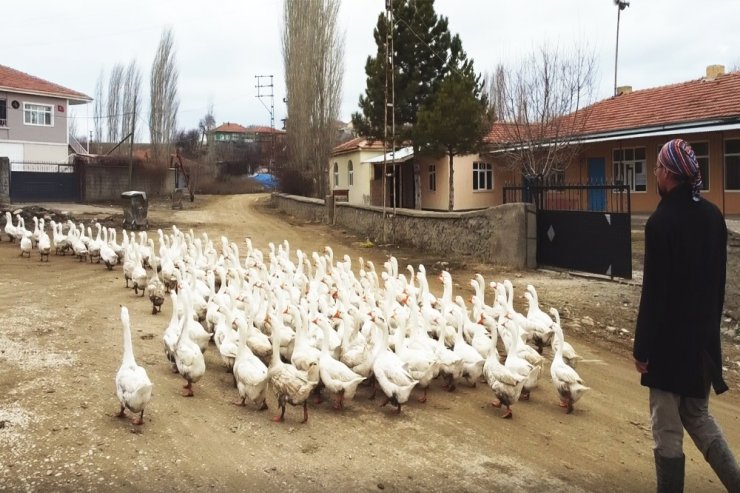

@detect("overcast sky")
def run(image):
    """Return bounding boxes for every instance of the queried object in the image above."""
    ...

[4,0,739,140]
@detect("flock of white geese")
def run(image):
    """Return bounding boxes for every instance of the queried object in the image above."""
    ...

[3,211,590,426]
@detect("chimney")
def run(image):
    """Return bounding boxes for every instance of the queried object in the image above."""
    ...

[705,64,725,80]
[616,85,632,96]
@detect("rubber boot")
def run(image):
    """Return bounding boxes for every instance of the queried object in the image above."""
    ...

[705,440,740,492]
[654,450,685,493]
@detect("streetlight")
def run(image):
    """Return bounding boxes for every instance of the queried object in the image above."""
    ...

[614,0,630,96]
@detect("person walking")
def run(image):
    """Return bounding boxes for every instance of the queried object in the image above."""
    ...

[634,138,740,492]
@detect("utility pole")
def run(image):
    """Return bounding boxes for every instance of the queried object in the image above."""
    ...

[128,95,136,189]
[614,0,630,96]
[382,0,394,242]
[255,75,275,173]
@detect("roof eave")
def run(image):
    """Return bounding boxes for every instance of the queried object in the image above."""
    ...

[0,86,92,104]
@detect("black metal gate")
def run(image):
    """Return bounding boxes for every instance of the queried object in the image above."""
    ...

[504,180,632,279]
[10,161,80,202]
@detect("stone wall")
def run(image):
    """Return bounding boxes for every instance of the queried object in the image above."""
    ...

[82,165,176,202]
[271,193,327,223]
[270,192,536,269]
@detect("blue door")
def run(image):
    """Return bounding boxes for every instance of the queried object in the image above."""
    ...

[588,158,606,211]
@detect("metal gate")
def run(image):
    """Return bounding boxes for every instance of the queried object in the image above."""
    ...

[10,161,80,202]
[504,180,632,279]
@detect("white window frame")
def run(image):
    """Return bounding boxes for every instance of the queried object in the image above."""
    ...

[23,102,53,127]
[348,160,353,186]
[688,141,710,192]
[724,139,740,191]
[613,147,646,193]
[472,161,493,192]
[428,163,436,191]
[333,162,339,187]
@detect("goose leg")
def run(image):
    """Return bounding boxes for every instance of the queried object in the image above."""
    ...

[272,403,286,422]
[116,405,126,418]
[259,400,268,411]
[368,380,377,400]
[300,401,309,423]
[418,387,428,403]
[394,403,402,415]
[380,397,390,408]
[520,390,530,401]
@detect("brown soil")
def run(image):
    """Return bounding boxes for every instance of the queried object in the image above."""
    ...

[0,194,738,493]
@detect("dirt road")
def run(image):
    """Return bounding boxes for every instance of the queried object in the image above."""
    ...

[0,194,738,492]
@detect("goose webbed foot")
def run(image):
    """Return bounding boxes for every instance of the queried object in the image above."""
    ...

[233,398,246,407]
[259,401,268,411]
[380,397,389,408]
[131,411,145,426]
[491,400,502,408]
[520,391,530,401]
[182,382,194,397]
[501,406,513,419]
[394,403,402,414]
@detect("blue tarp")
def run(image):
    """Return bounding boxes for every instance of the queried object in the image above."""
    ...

[251,173,278,189]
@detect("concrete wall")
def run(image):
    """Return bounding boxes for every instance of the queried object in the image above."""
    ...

[271,192,536,269]
[82,165,176,202]
[0,157,9,207]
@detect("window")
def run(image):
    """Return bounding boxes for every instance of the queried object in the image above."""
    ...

[688,142,710,190]
[613,147,646,192]
[428,163,436,191]
[333,162,339,187]
[544,169,565,186]
[23,102,53,126]
[348,160,353,186]
[0,99,6,126]
[725,139,740,190]
[472,162,493,191]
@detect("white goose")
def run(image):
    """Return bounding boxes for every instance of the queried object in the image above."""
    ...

[163,292,181,371]
[19,230,32,258]
[37,222,51,262]
[115,306,153,425]
[3,211,18,241]
[371,317,418,414]
[550,321,590,414]
[452,310,485,387]
[232,320,269,410]
[317,318,365,410]
[549,308,584,369]
[174,289,206,397]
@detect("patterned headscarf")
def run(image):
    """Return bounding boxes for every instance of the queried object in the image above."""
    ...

[658,138,703,201]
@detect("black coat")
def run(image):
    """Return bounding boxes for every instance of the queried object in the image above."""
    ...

[633,183,729,398]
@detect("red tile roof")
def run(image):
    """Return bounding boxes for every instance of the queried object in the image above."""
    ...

[246,125,286,135]
[332,137,386,156]
[485,71,740,144]
[0,64,91,102]
[212,122,248,133]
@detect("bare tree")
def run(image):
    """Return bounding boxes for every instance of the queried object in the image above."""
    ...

[149,28,179,167]
[198,101,216,149]
[488,45,597,180]
[107,63,125,147]
[121,60,142,142]
[282,0,344,198]
[93,69,105,152]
